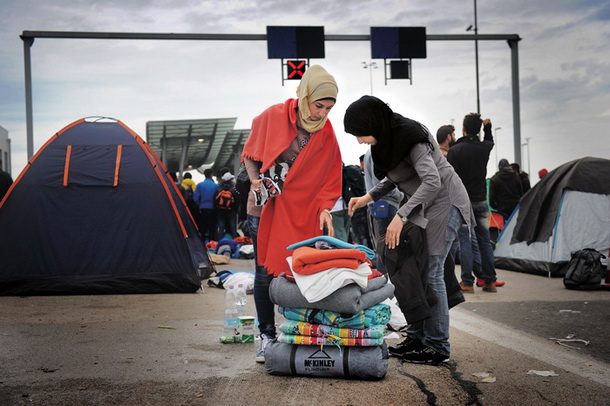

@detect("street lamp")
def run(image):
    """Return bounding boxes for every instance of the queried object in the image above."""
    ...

[362,61,378,95]
[494,127,501,169]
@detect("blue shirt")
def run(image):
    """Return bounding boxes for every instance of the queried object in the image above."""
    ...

[193,178,218,209]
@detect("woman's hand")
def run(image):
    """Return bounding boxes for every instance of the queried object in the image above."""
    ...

[319,209,334,237]
[347,194,373,216]
[385,215,405,249]
[250,178,261,190]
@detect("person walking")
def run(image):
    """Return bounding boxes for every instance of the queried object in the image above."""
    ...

[447,113,500,293]
[489,158,524,221]
[240,65,342,363]
[345,95,473,365]
[510,162,531,194]
[215,171,239,239]
[193,169,218,242]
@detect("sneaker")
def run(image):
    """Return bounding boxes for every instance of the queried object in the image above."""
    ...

[477,278,505,287]
[255,334,273,363]
[459,281,474,293]
[402,346,449,365]
[482,281,497,293]
[388,336,423,357]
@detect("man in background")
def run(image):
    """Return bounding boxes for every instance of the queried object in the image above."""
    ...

[193,169,218,242]
[436,124,456,158]
[447,113,499,293]
[489,158,524,221]
[510,162,531,194]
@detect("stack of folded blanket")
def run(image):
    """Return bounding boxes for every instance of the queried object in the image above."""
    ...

[265,236,394,380]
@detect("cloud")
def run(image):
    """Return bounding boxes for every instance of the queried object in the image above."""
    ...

[1,0,609,181]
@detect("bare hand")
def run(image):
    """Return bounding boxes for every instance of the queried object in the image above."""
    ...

[385,215,405,249]
[320,210,334,237]
[347,194,372,216]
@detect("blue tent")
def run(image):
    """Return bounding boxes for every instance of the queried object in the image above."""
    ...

[0,118,212,295]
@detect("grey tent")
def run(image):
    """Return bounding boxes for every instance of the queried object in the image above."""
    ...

[494,157,610,277]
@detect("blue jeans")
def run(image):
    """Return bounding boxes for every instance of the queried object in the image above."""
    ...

[407,206,462,356]
[373,205,398,274]
[459,201,497,285]
[247,214,276,337]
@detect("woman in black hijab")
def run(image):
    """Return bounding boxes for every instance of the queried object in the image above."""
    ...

[345,96,474,365]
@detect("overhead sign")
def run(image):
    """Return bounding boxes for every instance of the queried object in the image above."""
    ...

[267,26,325,59]
[371,27,427,59]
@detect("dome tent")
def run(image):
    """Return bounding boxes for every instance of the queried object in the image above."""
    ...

[0,118,212,295]
[494,157,610,277]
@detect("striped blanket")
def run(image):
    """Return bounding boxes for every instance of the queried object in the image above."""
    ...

[277,333,384,347]
[279,320,386,339]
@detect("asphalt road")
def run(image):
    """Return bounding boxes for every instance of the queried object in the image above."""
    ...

[1,260,609,406]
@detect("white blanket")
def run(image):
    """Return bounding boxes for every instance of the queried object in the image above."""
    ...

[287,257,372,302]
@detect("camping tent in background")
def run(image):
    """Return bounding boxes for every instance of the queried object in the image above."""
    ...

[494,157,610,277]
[0,118,213,295]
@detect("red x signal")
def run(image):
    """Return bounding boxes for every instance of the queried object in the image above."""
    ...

[287,60,306,79]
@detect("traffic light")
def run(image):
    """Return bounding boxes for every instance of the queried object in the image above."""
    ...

[286,60,306,80]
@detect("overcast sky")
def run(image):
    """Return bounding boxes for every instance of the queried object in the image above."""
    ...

[1,0,609,184]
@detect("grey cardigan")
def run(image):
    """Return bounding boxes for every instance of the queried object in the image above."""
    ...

[368,133,474,256]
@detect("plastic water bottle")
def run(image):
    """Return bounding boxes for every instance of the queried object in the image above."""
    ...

[236,283,247,318]
[222,284,239,343]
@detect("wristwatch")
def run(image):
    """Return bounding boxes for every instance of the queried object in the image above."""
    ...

[400,215,408,224]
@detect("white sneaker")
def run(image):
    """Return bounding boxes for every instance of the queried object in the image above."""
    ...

[255,334,273,363]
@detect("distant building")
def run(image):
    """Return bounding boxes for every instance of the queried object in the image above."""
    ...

[0,125,10,175]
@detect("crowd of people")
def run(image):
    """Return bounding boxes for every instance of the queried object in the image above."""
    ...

[171,167,241,244]
[183,64,537,367]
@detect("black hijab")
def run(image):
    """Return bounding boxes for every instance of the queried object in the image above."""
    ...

[344,95,431,179]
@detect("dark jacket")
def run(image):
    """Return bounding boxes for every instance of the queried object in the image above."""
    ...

[489,169,523,219]
[380,222,464,324]
[518,172,531,194]
[447,124,494,202]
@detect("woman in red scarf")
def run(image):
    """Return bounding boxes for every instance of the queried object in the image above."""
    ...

[241,65,342,363]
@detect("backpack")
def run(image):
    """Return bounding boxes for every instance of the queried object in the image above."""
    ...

[184,186,194,204]
[342,164,366,202]
[215,187,235,210]
[563,248,606,290]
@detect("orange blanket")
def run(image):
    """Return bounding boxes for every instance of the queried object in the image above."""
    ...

[291,247,369,275]
[243,99,342,276]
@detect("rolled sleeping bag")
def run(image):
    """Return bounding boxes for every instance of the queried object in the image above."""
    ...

[264,341,388,380]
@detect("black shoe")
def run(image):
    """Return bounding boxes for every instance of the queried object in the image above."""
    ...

[402,346,449,365]
[388,336,423,357]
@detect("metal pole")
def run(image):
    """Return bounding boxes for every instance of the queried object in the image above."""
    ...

[494,127,501,169]
[21,36,34,160]
[526,137,531,174]
[20,30,521,163]
[509,39,522,166]
[474,0,481,113]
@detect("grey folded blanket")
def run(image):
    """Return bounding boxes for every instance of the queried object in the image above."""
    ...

[269,275,394,315]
